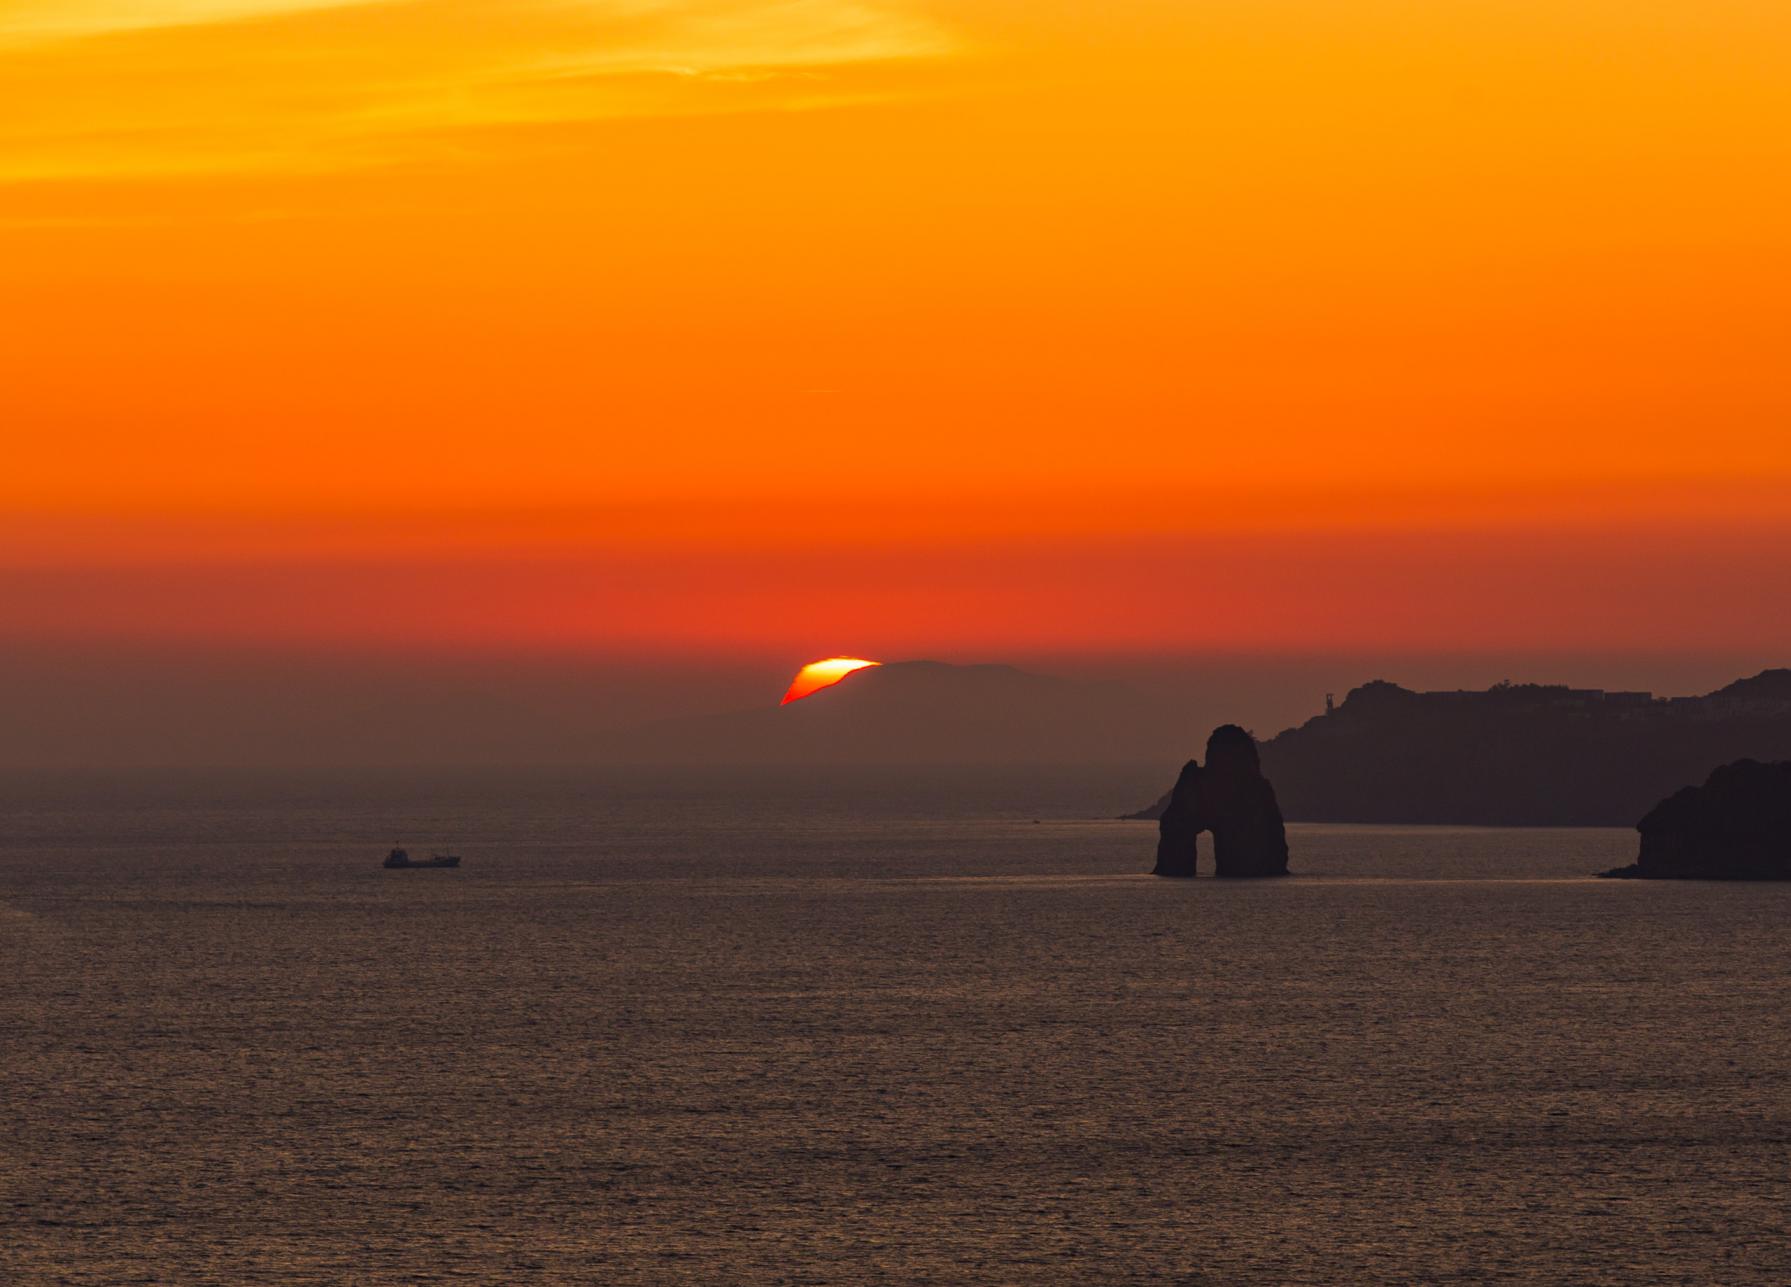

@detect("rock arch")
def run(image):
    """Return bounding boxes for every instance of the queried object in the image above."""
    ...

[1151,725,1290,877]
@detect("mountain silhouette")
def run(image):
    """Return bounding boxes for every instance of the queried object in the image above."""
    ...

[1130,669,1791,826]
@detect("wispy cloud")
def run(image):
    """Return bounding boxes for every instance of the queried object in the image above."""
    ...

[0,0,958,180]
[0,0,363,43]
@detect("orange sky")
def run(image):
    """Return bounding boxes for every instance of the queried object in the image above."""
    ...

[3,0,1789,658]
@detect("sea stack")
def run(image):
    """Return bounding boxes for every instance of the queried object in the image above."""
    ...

[1152,760,1203,878]
[1152,725,1290,878]
[1601,759,1791,880]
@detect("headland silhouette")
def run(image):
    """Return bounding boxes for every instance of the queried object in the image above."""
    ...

[1132,669,1791,827]
[1601,759,1791,880]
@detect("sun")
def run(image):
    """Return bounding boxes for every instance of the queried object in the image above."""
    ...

[781,657,881,705]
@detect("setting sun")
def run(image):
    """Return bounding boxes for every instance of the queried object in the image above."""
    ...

[780,658,881,705]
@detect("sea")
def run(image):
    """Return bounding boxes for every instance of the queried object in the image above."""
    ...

[3,766,1788,1284]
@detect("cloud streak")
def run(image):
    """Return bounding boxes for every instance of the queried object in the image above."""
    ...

[0,0,361,42]
[0,0,957,180]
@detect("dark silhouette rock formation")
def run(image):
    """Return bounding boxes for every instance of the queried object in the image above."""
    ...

[1203,725,1292,877]
[1151,725,1290,878]
[1128,668,1791,826]
[1152,760,1202,878]
[1601,759,1791,879]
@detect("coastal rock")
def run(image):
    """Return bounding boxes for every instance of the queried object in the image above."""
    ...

[1151,760,1202,878]
[1601,759,1791,880]
[1124,668,1791,827]
[1151,725,1290,878]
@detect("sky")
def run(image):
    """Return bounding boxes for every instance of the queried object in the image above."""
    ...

[2,0,1789,760]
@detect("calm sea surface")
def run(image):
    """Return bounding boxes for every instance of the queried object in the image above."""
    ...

[3,767,1787,1284]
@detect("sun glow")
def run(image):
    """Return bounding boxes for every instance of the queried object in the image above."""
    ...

[781,657,880,705]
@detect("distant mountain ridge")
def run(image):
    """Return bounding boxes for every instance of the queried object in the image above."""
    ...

[608,660,1791,820]
[601,659,1191,765]
[1132,669,1791,826]
[1706,668,1791,705]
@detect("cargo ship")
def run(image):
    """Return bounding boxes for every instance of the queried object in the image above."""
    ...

[383,848,460,869]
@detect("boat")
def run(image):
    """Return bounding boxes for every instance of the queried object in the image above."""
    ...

[383,847,461,869]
